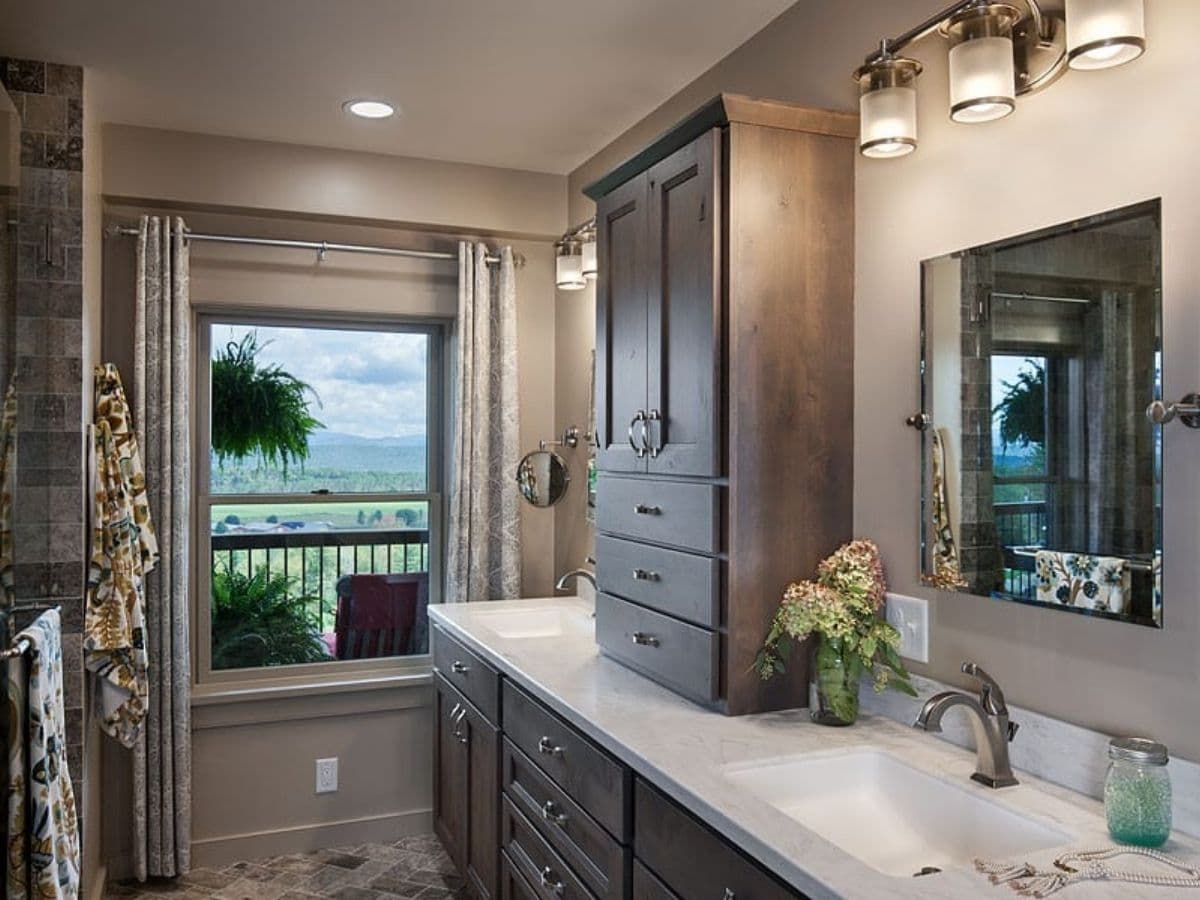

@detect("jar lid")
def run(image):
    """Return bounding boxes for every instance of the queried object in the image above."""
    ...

[1109,737,1169,765]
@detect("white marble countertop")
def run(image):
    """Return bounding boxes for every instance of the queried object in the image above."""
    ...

[429,597,1200,899]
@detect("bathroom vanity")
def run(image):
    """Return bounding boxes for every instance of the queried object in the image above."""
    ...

[430,597,1197,900]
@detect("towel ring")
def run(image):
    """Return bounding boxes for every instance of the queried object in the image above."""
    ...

[1146,394,1200,429]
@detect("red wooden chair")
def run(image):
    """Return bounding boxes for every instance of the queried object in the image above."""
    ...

[333,572,429,660]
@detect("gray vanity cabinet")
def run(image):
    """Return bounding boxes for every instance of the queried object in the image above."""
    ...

[588,93,858,716]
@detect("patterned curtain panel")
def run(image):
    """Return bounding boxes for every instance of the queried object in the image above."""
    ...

[446,243,521,602]
[132,216,192,879]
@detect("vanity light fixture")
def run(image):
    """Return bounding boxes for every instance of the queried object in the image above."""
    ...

[1065,0,1145,70]
[853,0,1145,158]
[580,225,598,281]
[555,238,586,291]
[343,99,396,119]
[856,48,923,158]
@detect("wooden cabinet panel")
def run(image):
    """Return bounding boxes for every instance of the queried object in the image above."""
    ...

[595,593,718,706]
[596,171,650,474]
[433,625,501,723]
[434,673,500,900]
[502,681,632,843]
[595,534,720,628]
[632,860,679,900]
[502,796,597,900]
[501,850,541,900]
[502,739,629,900]
[646,128,722,478]
[595,475,720,554]
[635,780,805,900]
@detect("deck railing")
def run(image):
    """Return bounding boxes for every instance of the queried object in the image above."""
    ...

[211,527,431,631]
[996,501,1047,599]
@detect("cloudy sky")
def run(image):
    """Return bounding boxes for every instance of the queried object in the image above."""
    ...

[211,322,429,440]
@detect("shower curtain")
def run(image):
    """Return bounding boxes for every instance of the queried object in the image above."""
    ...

[131,216,192,879]
[446,243,521,602]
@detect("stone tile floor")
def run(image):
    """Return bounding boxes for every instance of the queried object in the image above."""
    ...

[105,834,469,900]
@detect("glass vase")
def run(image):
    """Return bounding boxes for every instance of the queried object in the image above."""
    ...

[810,637,860,726]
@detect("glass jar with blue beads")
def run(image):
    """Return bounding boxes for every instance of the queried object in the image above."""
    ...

[1105,737,1172,847]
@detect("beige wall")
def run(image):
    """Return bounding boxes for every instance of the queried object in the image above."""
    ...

[564,1,1200,759]
[100,130,566,874]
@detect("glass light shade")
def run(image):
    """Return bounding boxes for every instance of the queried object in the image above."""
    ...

[1066,0,1145,70]
[949,36,1017,123]
[556,240,585,290]
[581,234,597,280]
[856,55,922,159]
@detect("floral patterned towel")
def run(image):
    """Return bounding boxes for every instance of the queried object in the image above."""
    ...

[86,364,158,747]
[6,609,80,900]
[1035,551,1130,615]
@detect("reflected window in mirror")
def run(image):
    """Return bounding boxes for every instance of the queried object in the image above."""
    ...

[919,199,1162,627]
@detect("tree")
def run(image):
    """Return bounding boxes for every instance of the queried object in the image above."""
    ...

[211,332,324,471]
[993,359,1046,453]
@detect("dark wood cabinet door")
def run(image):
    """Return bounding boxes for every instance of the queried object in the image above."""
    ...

[645,128,722,478]
[595,171,650,474]
[461,697,501,900]
[433,675,467,871]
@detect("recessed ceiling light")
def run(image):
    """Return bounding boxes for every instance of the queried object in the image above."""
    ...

[343,99,396,119]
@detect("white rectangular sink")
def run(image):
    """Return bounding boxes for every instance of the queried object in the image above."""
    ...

[472,606,594,640]
[723,749,1072,877]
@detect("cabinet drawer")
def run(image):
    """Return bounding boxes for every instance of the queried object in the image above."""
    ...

[635,780,805,900]
[501,850,540,900]
[595,594,718,706]
[596,476,720,553]
[632,860,679,900]
[596,534,719,628]
[503,740,628,900]
[433,625,501,724]
[502,681,632,843]
[503,796,597,900]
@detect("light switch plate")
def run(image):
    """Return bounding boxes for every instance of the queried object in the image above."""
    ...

[886,593,929,664]
[316,757,338,794]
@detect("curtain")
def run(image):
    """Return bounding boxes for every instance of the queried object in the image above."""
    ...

[132,216,192,879]
[446,243,521,602]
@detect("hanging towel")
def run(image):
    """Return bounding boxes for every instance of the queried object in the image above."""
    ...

[930,428,967,590]
[6,609,80,900]
[1035,551,1130,615]
[86,365,158,747]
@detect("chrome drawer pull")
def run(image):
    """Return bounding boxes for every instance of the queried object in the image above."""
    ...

[537,736,564,758]
[632,503,662,516]
[628,410,648,458]
[722,890,736,900]
[540,866,565,896]
[631,631,660,647]
[540,800,568,827]
[448,702,462,722]
[632,568,660,582]
[646,408,662,458]
[451,660,470,675]
[451,707,468,744]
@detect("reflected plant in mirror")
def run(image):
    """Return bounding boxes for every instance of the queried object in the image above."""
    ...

[918,200,1162,627]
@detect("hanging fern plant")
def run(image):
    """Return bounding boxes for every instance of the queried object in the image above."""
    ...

[211,332,324,471]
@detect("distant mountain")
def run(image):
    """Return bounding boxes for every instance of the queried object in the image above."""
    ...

[307,431,426,447]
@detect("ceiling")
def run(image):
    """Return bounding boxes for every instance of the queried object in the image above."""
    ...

[0,0,796,174]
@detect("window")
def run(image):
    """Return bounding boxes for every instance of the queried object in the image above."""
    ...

[195,313,445,681]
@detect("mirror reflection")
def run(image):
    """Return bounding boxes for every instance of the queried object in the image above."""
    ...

[920,200,1162,627]
[516,449,570,508]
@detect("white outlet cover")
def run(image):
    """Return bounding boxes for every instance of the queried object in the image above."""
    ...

[315,757,338,794]
[885,593,929,664]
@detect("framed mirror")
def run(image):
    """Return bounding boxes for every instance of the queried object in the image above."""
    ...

[918,200,1162,627]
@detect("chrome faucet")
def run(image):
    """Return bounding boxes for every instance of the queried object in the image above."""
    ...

[554,564,596,593]
[913,662,1020,788]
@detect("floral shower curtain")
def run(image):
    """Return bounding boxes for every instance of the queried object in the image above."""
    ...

[132,216,191,879]
[446,243,521,602]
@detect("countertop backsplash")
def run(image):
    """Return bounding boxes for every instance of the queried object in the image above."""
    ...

[861,673,1200,839]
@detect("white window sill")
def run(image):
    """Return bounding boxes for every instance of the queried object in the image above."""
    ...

[191,666,432,707]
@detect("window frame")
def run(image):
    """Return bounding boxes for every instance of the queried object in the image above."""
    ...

[192,307,449,687]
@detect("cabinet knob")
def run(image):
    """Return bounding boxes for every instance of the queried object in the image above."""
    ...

[540,866,566,896]
[723,890,737,900]
[632,504,662,516]
[537,735,565,758]
[541,800,568,827]
[632,568,660,582]
[631,631,661,648]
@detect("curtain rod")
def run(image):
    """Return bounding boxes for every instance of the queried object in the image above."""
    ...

[105,224,524,268]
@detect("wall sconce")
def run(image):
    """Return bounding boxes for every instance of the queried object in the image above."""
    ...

[1066,0,1145,69]
[581,226,597,281]
[856,49,923,158]
[556,238,586,290]
[854,0,1145,157]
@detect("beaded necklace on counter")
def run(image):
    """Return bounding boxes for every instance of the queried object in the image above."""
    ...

[976,846,1200,897]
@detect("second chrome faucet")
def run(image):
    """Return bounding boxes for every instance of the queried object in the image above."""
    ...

[913,662,1020,789]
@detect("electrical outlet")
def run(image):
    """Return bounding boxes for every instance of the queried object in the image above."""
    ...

[885,593,929,664]
[315,757,338,794]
